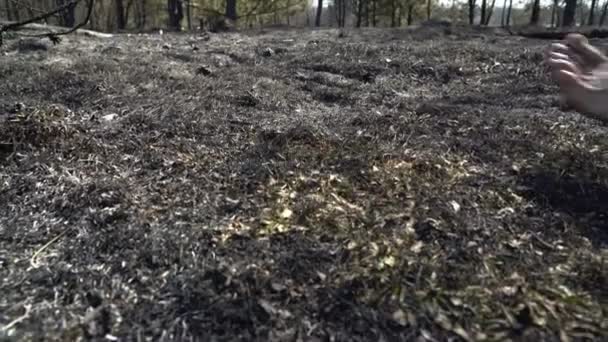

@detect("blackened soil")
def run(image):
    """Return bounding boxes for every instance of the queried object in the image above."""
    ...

[0,26,606,341]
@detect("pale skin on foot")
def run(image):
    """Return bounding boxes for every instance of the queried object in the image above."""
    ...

[545,33,608,123]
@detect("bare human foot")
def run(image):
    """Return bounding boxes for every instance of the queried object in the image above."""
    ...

[545,33,608,123]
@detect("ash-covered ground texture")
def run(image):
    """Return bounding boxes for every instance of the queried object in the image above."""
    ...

[0,24,607,341]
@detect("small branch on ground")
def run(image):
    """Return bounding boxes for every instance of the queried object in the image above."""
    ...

[0,0,95,46]
[0,304,32,333]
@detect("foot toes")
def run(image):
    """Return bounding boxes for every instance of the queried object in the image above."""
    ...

[565,33,608,66]
[556,69,582,88]
[549,43,570,55]
[545,43,585,72]
[550,61,580,82]
[556,69,608,121]
[557,70,600,91]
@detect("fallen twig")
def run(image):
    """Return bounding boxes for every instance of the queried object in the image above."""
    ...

[30,229,70,268]
[0,305,31,333]
[0,0,95,46]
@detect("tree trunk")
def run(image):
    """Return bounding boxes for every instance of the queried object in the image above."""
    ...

[562,0,577,26]
[480,0,487,25]
[116,0,126,30]
[484,0,496,25]
[342,0,347,26]
[10,0,19,21]
[600,0,608,25]
[530,0,541,25]
[167,0,184,30]
[226,0,237,21]
[142,0,148,28]
[338,0,344,26]
[372,0,376,26]
[335,0,343,26]
[315,0,323,26]
[56,0,76,27]
[397,4,402,26]
[501,0,507,25]
[468,0,475,25]
[427,0,432,20]
[65,3,75,26]
[551,0,557,27]
[126,0,134,26]
[364,0,369,26]
[391,0,397,27]
[589,0,598,25]
[186,0,192,30]
[356,0,363,27]
[5,0,12,21]
[506,0,513,25]
[407,4,414,25]
[135,0,147,29]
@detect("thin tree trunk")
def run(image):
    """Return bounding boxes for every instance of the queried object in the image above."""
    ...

[335,0,341,26]
[307,7,310,26]
[356,0,363,27]
[397,3,402,26]
[116,0,126,30]
[338,0,343,26]
[315,0,323,26]
[391,0,396,27]
[468,0,475,25]
[480,0,487,25]
[562,0,577,26]
[530,0,541,25]
[589,0,598,25]
[4,0,12,21]
[55,0,75,27]
[11,0,19,21]
[365,0,369,26]
[167,0,184,30]
[506,0,513,26]
[136,0,147,29]
[484,0,496,25]
[372,0,376,26]
[226,0,237,21]
[551,0,557,26]
[142,0,148,28]
[600,0,608,25]
[407,4,414,25]
[501,0,507,25]
[427,0,432,19]
[186,0,192,29]
[125,0,134,27]
[342,0,347,26]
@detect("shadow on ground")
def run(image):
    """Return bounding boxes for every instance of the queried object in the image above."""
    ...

[518,149,608,248]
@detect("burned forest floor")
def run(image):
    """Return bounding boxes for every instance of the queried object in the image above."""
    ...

[0,25,607,341]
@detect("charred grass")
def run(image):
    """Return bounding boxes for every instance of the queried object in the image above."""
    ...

[0,27,606,341]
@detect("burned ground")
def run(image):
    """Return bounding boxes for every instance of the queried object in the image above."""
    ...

[0,26,606,341]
